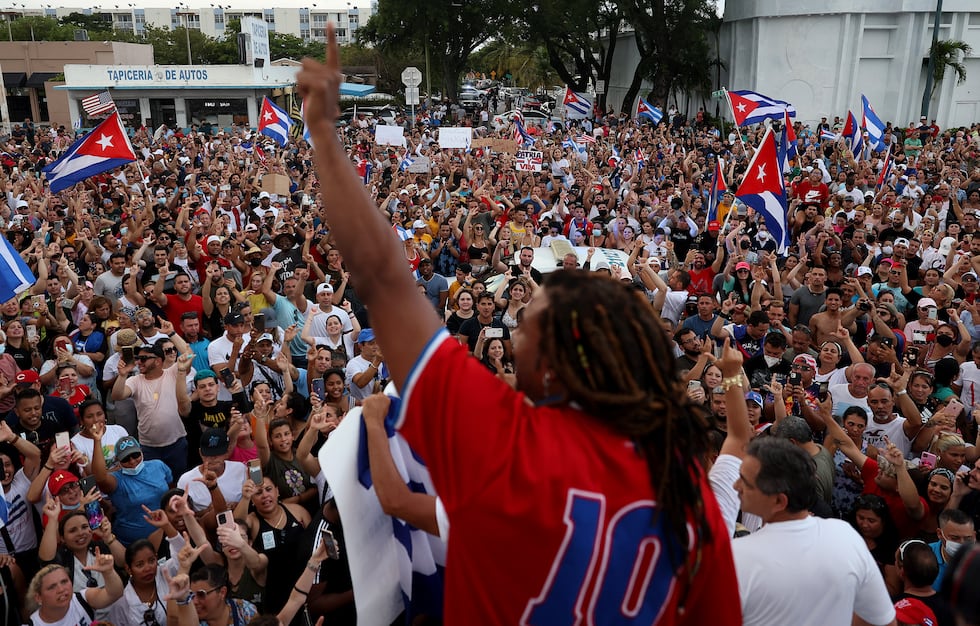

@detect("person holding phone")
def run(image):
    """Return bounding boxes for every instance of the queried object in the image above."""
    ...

[297,32,740,624]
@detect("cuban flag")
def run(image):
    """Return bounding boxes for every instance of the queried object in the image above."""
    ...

[842,111,863,160]
[319,393,445,626]
[399,151,415,172]
[300,101,314,147]
[635,148,646,169]
[819,130,838,142]
[42,112,136,193]
[257,97,293,147]
[726,89,796,127]
[862,94,886,151]
[778,109,797,174]
[735,128,789,253]
[513,118,534,147]
[706,156,727,226]
[0,233,35,304]
[876,148,893,193]
[562,136,588,163]
[357,158,373,184]
[563,88,592,119]
[636,98,663,124]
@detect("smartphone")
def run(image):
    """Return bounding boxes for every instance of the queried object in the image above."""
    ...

[247,460,262,485]
[687,380,702,391]
[25,325,37,343]
[78,475,97,496]
[788,372,802,387]
[818,382,830,403]
[312,378,325,402]
[55,431,70,450]
[485,327,503,339]
[85,500,104,530]
[219,367,235,389]
[321,528,340,560]
[216,510,235,528]
[920,451,938,469]
[121,346,135,364]
[31,295,43,310]
[945,398,965,417]
[253,313,265,333]
[58,376,71,396]
[928,307,938,320]
[906,346,920,365]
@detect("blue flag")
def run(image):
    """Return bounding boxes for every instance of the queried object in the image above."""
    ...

[0,234,35,304]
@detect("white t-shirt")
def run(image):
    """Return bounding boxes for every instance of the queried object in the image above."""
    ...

[124,366,187,447]
[305,307,355,337]
[29,593,95,626]
[955,361,980,408]
[71,425,129,471]
[864,415,914,458]
[829,383,872,418]
[707,454,762,537]
[177,461,248,512]
[733,517,895,626]
[0,470,37,554]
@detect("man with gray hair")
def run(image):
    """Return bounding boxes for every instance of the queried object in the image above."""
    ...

[772,416,836,506]
[829,361,875,417]
[733,438,895,626]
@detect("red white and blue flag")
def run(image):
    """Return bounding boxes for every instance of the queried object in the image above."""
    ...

[634,148,646,169]
[258,96,293,146]
[42,111,136,193]
[778,109,797,174]
[862,94,886,151]
[563,88,592,119]
[842,111,864,160]
[706,156,727,226]
[735,128,789,252]
[876,148,893,193]
[819,130,838,142]
[636,98,663,124]
[513,118,534,147]
[726,89,796,127]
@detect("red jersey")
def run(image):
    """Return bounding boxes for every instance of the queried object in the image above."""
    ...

[792,180,831,208]
[398,331,741,625]
[164,293,204,324]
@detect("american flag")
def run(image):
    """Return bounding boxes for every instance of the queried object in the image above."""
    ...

[80,91,116,117]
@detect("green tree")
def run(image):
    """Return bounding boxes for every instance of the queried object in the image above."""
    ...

[927,39,972,99]
[5,15,73,41]
[470,41,559,90]
[359,0,508,101]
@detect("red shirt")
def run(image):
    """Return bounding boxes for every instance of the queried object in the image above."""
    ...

[164,293,204,325]
[688,267,716,295]
[792,180,831,208]
[861,457,926,539]
[398,331,741,624]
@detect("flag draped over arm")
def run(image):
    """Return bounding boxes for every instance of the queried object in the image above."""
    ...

[42,112,136,193]
[735,128,790,253]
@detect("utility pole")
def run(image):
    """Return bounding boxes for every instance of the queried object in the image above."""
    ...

[176,10,194,65]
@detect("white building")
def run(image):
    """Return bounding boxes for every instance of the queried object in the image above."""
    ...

[720,0,980,128]
[17,4,375,46]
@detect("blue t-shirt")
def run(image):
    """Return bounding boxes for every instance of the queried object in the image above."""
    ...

[273,296,311,359]
[111,459,173,545]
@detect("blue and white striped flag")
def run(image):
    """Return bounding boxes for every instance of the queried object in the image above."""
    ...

[399,151,415,172]
[562,136,588,163]
[72,118,81,131]
[0,235,35,303]
[319,393,445,625]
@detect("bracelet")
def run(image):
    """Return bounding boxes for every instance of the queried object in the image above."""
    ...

[720,375,743,392]
[43,464,53,471]
[167,332,175,337]
[306,560,321,572]
[176,593,193,606]
[292,585,309,596]
[105,535,116,546]
[896,389,908,396]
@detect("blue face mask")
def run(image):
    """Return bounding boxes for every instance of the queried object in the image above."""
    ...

[120,461,145,476]
[61,501,81,510]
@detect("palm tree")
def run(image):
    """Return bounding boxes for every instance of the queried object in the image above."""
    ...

[928,39,972,99]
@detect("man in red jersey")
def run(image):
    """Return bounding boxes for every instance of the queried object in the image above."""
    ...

[297,27,741,625]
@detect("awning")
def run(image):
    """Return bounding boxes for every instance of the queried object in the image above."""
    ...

[2,72,25,88]
[25,72,58,88]
[340,82,375,97]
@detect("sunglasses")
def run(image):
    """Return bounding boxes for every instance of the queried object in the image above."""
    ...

[163,347,177,355]
[191,587,222,601]
[135,355,157,362]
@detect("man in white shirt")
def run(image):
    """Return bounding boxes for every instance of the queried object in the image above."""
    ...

[177,428,246,512]
[732,438,896,626]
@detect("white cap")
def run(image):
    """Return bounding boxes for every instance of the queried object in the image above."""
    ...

[258,191,271,199]
[206,235,222,245]
[412,220,427,230]
[316,283,334,295]
[256,333,274,343]
[244,223,258,232]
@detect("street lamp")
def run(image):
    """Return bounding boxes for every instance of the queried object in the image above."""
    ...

[175,7,195,65]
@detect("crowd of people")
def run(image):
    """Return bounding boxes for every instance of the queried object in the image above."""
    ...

[0,31,979,625]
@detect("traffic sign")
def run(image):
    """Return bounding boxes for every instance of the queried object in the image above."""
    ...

[595,80,605,94]
[401,66,422,87]
[712,89,726,99]
[405,87,420,105]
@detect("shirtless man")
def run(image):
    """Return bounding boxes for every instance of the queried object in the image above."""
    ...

[808,287,861,347]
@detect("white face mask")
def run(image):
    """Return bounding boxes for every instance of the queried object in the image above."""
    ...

[764,355,781,368]
[758,232,770,240]
[882,246,893,255]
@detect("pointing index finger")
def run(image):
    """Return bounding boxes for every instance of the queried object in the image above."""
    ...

[327,22,339,74]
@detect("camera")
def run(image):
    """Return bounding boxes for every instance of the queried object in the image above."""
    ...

[857,300,871,312]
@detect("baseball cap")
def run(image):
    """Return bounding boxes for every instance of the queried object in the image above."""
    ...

[419,257,433,265]
[356,328,376,343]
[893,598,936,626]
[14,370,39,385]
[223,311,245,326]
[316,283,334,295]
[864,190,875,199]
[745,391,763,407]
[735,261,751,271]
[412,220,427,230]
[258,191,271,200]
[47,470,79,496]
[894,237,910,248]
[115,329,139,348]
[199,428,230,457]
[793,354,818,370]
[256,333,274,344]
[206,235,222,245]
[938,236,957,256]
[115,436,142,462]
[708,220,721,232]
[917,297,937,309]
[855,266,873,277]
[964,271,979,282]
[244,223,259,232]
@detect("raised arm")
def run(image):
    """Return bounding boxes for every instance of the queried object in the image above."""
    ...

[297,27,443,392]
